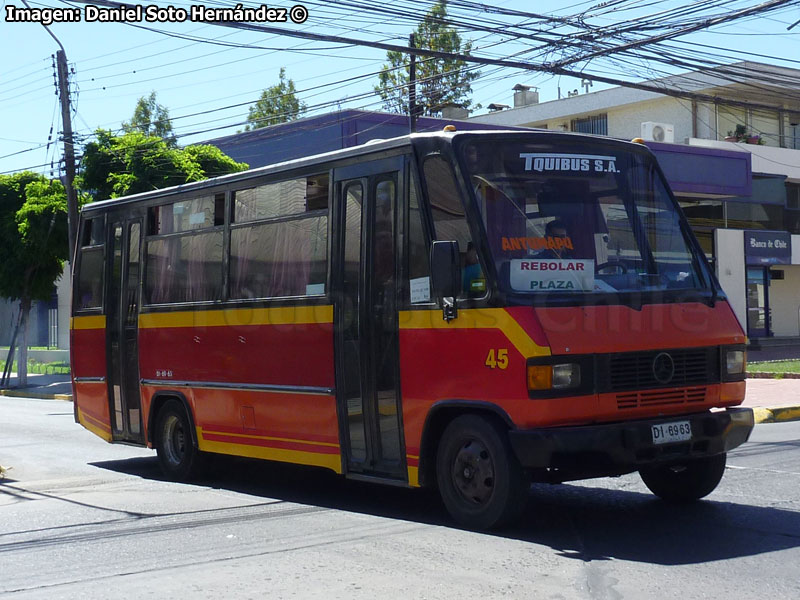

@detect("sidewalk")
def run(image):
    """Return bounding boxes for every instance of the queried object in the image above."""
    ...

[738,378,800,424]
[0,373,73,400]
[1,373,799,423]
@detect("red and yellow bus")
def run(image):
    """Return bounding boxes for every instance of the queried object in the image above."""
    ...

[71,129,753,529]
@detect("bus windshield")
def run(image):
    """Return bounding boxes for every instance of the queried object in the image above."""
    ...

[461,137,709,297]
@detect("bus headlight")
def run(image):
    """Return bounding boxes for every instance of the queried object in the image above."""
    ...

[725,349,746,376]
[527,363,581,391]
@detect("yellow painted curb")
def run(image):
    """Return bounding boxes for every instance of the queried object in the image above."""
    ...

[0,389,72,401]
[753,408,773,424]
[753,406,800,424]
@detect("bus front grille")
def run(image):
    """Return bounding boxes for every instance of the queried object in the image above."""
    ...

[616,386,708,410]
[600,347,718,392]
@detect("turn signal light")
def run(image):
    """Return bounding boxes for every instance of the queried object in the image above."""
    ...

[527,365,553,390]
[527,363,582,392]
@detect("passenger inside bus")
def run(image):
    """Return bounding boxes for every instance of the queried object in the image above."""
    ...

[462,242,484,296]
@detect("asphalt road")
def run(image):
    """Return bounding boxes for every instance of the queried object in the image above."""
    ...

[1,396,798,599]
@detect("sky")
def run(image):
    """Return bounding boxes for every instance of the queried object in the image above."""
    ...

[1,0,799,177]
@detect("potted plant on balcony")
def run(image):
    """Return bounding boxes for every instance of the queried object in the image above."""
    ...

[725,124,747,142]
[724,124,765,144]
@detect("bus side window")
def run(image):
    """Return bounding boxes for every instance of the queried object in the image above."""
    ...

[144,193,225,304]
[229,173,329,299]
[422,155,485,300]
[408,173,432,304]
[75,216,105,310]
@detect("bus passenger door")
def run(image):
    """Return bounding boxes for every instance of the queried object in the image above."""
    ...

[335,157,406,480]
[106,218,144,443]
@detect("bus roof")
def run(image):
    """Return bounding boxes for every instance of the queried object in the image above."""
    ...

[80,129,651,213]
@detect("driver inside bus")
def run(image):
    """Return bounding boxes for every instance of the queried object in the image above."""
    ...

[536,219,574,259]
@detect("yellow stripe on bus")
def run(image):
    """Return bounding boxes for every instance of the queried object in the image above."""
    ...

[407,466,420,488]
[70,315,106,330]
[398,308,550,358]
[139,305,334,329]
[196,428,342,473]
[77,408,113,442]
[202,429,340,449]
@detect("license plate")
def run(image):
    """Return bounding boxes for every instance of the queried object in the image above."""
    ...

[652,420,692,445]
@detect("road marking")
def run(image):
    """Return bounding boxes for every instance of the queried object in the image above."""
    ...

[727,464,800,476]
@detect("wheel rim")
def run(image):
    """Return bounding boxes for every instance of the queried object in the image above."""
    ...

[450,437,495,506]
[162,414,186,467]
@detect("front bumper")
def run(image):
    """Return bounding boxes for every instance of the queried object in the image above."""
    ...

[508,408,754,481]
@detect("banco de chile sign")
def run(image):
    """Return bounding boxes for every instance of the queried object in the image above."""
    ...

[744,230,792,265]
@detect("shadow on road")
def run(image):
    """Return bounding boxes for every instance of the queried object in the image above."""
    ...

[91,453,800,566]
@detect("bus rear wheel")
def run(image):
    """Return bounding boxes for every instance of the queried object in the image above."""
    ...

[639,453,726,502]
[155,400,204,481]
[436,415,527,530]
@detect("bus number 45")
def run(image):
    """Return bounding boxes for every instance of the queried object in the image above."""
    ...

[485,348,509,370]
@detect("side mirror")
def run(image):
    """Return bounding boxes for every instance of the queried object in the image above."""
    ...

[430,240,460,321]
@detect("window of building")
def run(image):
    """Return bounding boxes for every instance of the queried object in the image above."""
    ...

[570,114,608,136]
[726,201,785,231]
[789,119,800,150]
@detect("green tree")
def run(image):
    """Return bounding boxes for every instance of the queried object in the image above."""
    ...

[122,91,177,146]
[78,130,248,202]
[0,173,68,387]
[375,0,479,116]
[245,68,306,130]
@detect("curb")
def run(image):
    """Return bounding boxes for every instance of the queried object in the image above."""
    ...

[0,389,72,401]
[753,405,800,424]
[748,372,800,379]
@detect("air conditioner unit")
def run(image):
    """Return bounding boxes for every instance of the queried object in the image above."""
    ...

[641,122,674,143]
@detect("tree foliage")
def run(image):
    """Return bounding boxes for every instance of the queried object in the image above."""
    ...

[0,172,68,386]
[375,0,479,116]
[122,91,177,146]
[245,68,306,130]
[78,130,249,202]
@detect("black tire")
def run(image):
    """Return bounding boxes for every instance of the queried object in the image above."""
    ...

[436,414,528,530]
[639,453,727,502]
[155,399,204,481]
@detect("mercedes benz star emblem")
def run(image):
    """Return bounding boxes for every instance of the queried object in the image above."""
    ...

[652,352,675,384]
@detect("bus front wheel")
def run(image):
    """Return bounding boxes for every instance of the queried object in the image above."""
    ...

[155,400,204,481]
[639,453,726,502]
[436,415,528,530]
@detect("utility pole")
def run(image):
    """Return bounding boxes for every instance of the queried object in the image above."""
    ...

[56,50,79,264]
[408,33,417,133]
[22,0,79,262]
